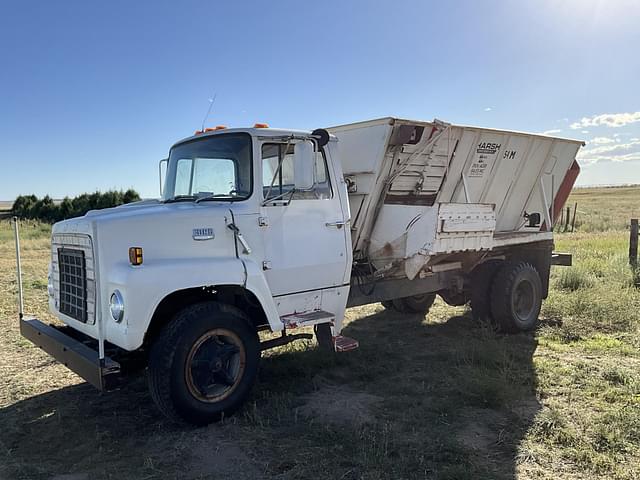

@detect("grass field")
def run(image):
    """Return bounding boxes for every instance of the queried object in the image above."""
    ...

[0,187,639,479]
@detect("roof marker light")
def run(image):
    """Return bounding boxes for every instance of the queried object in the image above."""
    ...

[254,123,269,128]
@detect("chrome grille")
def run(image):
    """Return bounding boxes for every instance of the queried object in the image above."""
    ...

[58,248,87,322]
[52,233,96,324]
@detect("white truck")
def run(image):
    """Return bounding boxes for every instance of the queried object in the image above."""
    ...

[15,117,582,425]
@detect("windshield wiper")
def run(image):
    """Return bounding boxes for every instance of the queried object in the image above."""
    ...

[195,193,241,203]
[195,194,221,204]
[164,195,196,203]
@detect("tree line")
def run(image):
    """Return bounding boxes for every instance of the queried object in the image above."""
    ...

[12,189,141,222]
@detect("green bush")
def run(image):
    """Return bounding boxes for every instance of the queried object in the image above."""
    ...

[556,267,594,291]
[11,189,140,223]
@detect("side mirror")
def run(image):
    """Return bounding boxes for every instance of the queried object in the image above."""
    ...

[293,141,315,191]
[158,159,168,196]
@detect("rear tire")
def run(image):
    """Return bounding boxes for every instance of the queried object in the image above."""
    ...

[490,261,542,332]
[470,260,502,324]
[392,293,436,314]
[147,301,260,425]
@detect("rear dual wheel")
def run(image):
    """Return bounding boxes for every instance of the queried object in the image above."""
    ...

[490,261,542,332]
[471,260,542,332]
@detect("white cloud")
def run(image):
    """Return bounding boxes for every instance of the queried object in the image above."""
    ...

[540,129,562,135]
[589,137,615,145]
[581,130,589,134]
[484,107,492,112]
[570,111,640,129]
[577,139,640,165]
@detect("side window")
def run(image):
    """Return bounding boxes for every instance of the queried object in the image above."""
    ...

[312,150,331,198]
[262,143,332,201]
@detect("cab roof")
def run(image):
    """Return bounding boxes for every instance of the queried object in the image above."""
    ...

[171,127,318,150]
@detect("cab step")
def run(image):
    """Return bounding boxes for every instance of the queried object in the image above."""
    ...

[281,310,335,329]
[334,335,359,352]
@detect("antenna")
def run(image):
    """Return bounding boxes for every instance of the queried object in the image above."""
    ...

[200,92,217,132]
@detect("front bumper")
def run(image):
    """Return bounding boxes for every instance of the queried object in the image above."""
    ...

[20,317,121,391]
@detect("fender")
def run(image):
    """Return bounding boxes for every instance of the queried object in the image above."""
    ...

[103,257,280,351]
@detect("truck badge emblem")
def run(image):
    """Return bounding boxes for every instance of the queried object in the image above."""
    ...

[192,228,215,241]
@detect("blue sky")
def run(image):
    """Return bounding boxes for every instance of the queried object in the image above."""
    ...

[1,0,639,199]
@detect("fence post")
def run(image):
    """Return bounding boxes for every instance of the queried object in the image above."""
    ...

[630,219,639,268]
[559,208,564,228]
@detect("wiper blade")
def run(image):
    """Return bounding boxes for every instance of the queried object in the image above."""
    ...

[164,195,196,203]
[195,193,237,203]
[195,193,226,203]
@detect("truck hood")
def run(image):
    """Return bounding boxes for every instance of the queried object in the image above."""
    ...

[52,201,251,265]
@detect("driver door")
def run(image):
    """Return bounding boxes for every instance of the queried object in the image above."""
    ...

[260,142,350,297]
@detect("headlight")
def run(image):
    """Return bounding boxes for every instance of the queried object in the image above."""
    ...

[109,290,124,323]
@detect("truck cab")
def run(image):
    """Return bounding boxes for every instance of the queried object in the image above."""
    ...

[22,125,356,425]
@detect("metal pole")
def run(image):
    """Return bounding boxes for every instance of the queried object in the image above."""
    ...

[550,175,555,231]
[12,216,24,319]
[630,219,639,269]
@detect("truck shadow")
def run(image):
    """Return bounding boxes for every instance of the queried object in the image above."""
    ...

[333,306,541,479]
[0,306,540,479]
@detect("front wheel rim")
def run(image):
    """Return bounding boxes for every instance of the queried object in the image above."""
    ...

[185,329,246,403]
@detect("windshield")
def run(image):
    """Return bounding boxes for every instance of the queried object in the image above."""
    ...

[163,133,252,202]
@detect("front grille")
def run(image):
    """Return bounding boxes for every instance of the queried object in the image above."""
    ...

[58,248,88,323]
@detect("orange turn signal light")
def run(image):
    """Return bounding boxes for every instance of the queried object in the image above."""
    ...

[129,247,143,266]
[254,123,269,128]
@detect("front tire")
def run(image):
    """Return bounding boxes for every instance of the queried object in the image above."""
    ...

[490,261,542,332]
[147,301,260,425]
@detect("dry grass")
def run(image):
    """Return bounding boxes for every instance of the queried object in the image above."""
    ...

[567,185,640,232]
[0,185,639,479]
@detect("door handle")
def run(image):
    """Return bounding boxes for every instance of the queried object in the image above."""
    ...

[325,220,350,229]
